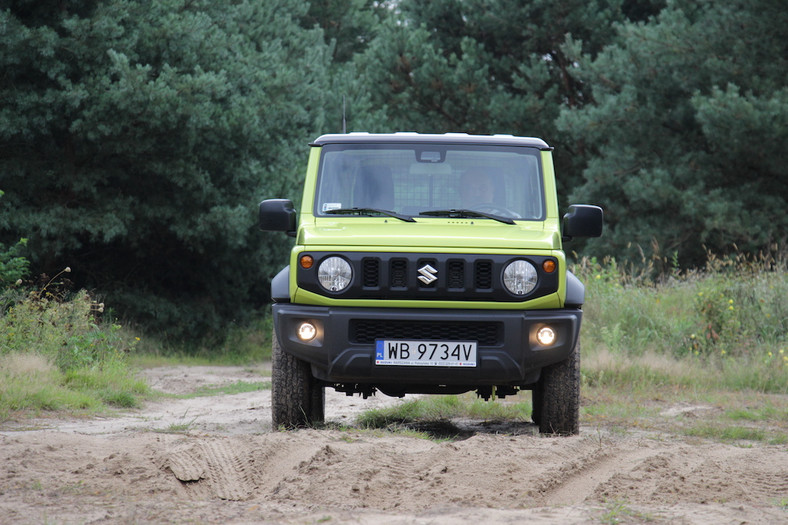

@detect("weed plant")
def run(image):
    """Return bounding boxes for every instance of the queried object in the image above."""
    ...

[575,246,787,394]
[0,274,148,419]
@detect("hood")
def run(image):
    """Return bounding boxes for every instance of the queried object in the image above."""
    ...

[299,217,560,251]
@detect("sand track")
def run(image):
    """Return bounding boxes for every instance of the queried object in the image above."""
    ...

[1,366,786,524]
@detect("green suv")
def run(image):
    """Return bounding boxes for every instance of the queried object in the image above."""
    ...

[260,133,602,435]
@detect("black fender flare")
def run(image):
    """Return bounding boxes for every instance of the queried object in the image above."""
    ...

[565,270,585,307]
[271,266,290,302]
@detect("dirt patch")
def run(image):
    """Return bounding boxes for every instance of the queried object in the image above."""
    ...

[1,366,786,524]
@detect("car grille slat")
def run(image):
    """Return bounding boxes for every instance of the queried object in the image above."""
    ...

[390,258,408,288]
[475,260,493,289]
[447,260,464,289]
[363,258,379,287]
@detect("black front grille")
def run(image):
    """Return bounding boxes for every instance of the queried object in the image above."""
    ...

[351,319,502,345]
[297,252,559,302]
[447,260,464,289]
[475,261,493,289]
[390,259,407,288]
[363,258,379,287]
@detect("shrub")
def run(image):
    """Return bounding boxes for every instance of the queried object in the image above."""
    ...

[0,278,147,418]
[574,247,787,393]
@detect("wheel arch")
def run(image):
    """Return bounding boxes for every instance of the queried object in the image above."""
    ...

[271,266,290,302]
[565,270,585,307]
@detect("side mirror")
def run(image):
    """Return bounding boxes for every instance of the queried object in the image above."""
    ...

[259,199,296,237]
[562,204,603,241]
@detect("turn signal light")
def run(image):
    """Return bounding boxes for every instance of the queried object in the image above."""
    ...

[542,259,556,273]
[300,254,314,269]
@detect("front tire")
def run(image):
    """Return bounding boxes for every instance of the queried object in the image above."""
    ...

[271,327,325,429]
[531,386,542,426]
[536,340,580,435]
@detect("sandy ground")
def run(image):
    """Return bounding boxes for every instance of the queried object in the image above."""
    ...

[1,365,787,524]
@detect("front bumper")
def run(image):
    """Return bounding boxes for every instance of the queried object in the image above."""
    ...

[272,304,582,388]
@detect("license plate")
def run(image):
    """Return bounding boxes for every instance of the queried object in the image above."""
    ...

[375,340,477,367]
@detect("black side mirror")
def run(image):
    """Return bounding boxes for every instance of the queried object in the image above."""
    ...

[562,204,603,241]
[259,199,296,237]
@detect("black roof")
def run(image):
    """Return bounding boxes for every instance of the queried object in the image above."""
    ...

[311,132,551,150]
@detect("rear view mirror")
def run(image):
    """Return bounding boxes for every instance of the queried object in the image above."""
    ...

[259,199,296,237]
[562,204,603,241]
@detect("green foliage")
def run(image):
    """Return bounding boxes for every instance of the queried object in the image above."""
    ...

[0,0,332,340]
[0,287,148,418]
[0,191,29,290]
[559,0,788,264]
[300,0,384,63]
[0,237,28,291]
[577,252,788,393]
[0,287,131,370]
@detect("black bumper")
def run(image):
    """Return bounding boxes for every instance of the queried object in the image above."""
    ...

[272,304,582,388]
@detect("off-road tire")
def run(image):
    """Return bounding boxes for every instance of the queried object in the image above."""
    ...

[531,386,542,426]
[271,327,325,429]
[536,340,580,435]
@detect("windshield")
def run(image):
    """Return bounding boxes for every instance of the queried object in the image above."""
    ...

[314,143,545,221]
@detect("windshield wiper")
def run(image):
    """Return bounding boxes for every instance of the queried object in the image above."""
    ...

[325,207,416,223]
[418,209,515,225]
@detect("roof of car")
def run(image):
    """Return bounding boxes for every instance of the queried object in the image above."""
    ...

[311,132,551,150]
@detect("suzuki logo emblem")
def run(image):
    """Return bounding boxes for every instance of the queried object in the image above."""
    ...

[417,264,438,285]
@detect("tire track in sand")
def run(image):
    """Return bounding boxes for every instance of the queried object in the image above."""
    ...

[533,439,661,506]
[161,439,258,501]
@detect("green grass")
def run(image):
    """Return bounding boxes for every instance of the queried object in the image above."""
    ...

[0,288,150,420]
[357,394,532,429]
[0,282,274,421]
[681,423,785,444]
[156,419,199,434]
[598,499,654,524]
[725,404,787,422]
[577,254,787,373]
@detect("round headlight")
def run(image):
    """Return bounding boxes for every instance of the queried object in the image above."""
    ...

[318,256,352,292]
[503,260,537,296]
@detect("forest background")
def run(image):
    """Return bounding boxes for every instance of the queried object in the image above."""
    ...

[1,0,786,343]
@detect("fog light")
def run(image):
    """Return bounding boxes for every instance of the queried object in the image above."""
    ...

[536,326,556,346]
[297,321,317,342]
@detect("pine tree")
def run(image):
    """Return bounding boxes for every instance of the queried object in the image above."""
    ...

[0,0,331,339]
[352,0,644,198]
[558,0,788,265]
